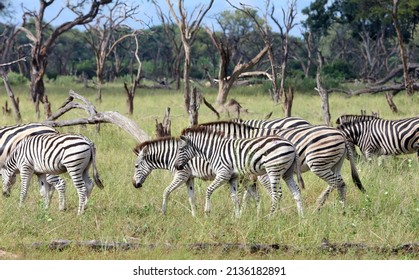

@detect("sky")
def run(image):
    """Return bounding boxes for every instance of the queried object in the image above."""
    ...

[10,0,313,36]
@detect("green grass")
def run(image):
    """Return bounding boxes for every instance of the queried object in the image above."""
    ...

[0,81,418,260]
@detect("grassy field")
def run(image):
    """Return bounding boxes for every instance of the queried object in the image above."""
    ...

[0,80,418,260]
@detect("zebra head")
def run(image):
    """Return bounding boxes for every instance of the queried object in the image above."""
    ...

[132,145,152,189]
[174,135,196,171]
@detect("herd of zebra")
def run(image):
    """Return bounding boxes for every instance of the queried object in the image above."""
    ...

[0,114,417,217]
[133,114,418,218]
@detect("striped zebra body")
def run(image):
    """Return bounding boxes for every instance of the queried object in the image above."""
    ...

[198,121,365,210]
[0,123,66,209]
[133,137,265,217]
[1,133,104,215]
[232,116,311,129]
[175,127,303,217]
[337,116,419,159]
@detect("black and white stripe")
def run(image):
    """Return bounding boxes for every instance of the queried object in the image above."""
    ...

[232,116,311,129]
[1,133,104,215]
[174,127,303,217]
[0,123,66,209]
[198,121,365,210]
[335,114,379,125]
[337,116,419,159]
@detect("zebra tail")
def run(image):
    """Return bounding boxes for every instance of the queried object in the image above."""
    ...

[91,142,104,189]
[295,154,305,190]
[346,140,365,193]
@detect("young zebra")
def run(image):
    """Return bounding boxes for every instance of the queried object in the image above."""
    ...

[337,116,419,159]
[174,127,304,218]
[0,123,66,209]
[132,137,269,217]
[1,133,104,215]
[232,116,311,129]
[198,121,365,211]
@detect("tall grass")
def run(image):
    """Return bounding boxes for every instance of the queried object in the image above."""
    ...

[0,81,417,259]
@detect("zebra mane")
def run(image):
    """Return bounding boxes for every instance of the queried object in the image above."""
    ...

[133,136,175,154]
[198,120,257,130]
[336,114,380,125]
[181,126,225,137]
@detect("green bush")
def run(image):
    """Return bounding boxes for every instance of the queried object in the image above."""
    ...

[6,71,28,85]
[322,59,356,80]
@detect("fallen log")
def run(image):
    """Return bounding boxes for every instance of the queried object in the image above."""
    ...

[43,90,150,143]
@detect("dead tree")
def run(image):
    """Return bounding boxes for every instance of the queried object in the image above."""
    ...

[270,0,297,109]
[315,51,331,126]
[0,58,24,122]
[205,27,269,106]
[19,0,112,118]
[154,2,184,90]
[44,90,149,143]
[123,35,141,115]
[166,0,214,122]
[155,107,171,138]
[83,0,139,102]
[392,0,414,96]
[2,100,11,115]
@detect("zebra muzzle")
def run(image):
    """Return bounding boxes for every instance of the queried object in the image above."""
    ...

[132,178,142,189]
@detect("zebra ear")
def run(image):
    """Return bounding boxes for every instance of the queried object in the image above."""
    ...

[179,135,190,145]
[141,145,149,155]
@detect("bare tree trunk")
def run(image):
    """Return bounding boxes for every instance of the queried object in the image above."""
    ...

[188,87,201,126]
[392,0,414,96]
[155,107,171,138]
[267,46,280,103]
[385,92,398,113]
[183,43,191,111]
[1,70,22,122]
[284,87,294,117]
[123,35,141,115]
[316,52,331,126]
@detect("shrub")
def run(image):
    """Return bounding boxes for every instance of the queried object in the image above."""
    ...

[6,71,28,85]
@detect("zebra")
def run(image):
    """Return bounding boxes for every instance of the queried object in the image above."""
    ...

[132,137,275,217]
[132,137,214,217]
[336,116,419,160]
[0,123,66,209]
[174,126,304,218]
[335,114,379,125]
[1,133,104,215]
[197,121,365,211]
[232,116,311,129]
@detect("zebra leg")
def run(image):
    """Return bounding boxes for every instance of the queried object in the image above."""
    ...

[185,178,196,217]
[282,165,304,217]
[263,168,283,218]
[161,173,190,216]
[68,171,88,215]
[46,174,66,211]
[240,179,260,216]
[205,175,228,216]
[83,170,94,199]
[228,176,240,218]
[19,165,34,207]
[37,174,52,209]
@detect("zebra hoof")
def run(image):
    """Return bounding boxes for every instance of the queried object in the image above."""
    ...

[2,191,10,197]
